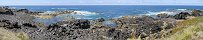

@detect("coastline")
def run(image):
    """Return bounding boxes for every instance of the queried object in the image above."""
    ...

[0,6,203,40]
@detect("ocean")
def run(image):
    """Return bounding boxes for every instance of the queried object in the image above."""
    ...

[9,5,203,25]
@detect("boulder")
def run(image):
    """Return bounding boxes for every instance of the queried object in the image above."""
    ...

[12,22,21,28]
[47,23,61,30]
[157,13,172,18]
[191,10,203,16]
[22,23,37,28]
[0,7,14,15]
[74,20,90,29]
[113,16,176,38]
[17,9,43,15]
[97,18,105,22]
[173,12,190,20]
[107,28,130,40]
[30,11,43,15]
[17,9,29,13]
[49,19,91,29]
[0,20,11,27]
[0,20,21,29]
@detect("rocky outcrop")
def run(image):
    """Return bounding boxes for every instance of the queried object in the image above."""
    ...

[113,16,176,38]
[191,10,203,16]
[106,28,131,40]
[0,7,35,25]
[157,13,173,18]
[0,19,124,40]
[97,18,105,22]
[16,9,43,15]
[0,6,14,15]
[22,23,37,28]
[1,6,201,40]
[0,20,21,29]
[51,19,91,29]
[173,12,190,20]
[26,19,108,40]
[0,13,35,25]
[17,9,29,13]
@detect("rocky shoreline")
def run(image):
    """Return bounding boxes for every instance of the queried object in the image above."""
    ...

[0,6,203,40]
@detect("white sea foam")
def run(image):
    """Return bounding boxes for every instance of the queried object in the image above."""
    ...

[176,9,188,11]
[69,11,99,19]
[145,11,176,16]
[72,11,98,16]
[51,8,67,9]
[39,10,98,14]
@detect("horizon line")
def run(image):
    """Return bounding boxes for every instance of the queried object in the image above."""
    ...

[1,4,203,6]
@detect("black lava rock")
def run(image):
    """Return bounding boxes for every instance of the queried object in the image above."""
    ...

[22,23,37,28]
[98,18,105,22]
[174,12,190,20]
[0,7,14,15]
[107,28,130,40]
[17,9,29,13]
[191,10,203,16]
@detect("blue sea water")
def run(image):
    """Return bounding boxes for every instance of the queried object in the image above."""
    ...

[10,5,203,25]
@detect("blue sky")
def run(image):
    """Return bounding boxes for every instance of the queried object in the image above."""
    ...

[0,0,203,5]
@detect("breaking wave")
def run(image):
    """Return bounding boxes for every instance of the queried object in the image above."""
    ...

[143,9,190,16]
[72,11,98,16]
[146,11,176,15]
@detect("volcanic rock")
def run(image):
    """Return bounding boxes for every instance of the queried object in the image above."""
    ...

[157,13,173,18]
[0,6,14,15]
[191,10,203,16]
[53,19,91,29]
[173,12,190,20]
[106,28,131,40]
[22,23,37,28]
[97,18,105,22]
[114,16,176,38]
[17,9,29,13]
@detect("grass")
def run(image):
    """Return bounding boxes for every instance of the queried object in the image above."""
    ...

[162,16,203,40]
[126,16,203,40]
[163,25,202,40]
[16,32,30,40]
[0,28,29,40]
[172,16,203,34]
[127,29,141,40]
[127,16,203,40]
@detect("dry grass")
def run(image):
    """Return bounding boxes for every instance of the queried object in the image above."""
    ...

[16,32,30,40]
[0,28,29,40]
[160,16,203,40]
[172,16,203,34]
[127,16,203,40]
[162,25,202,40]
[127,29,141,40]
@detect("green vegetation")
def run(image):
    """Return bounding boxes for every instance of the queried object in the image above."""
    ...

[162,16,203,40]
[172,16,203,34]
[163,25,202,40]
[127,16,203,40]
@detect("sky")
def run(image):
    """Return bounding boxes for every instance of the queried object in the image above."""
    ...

[0,0,203,5]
